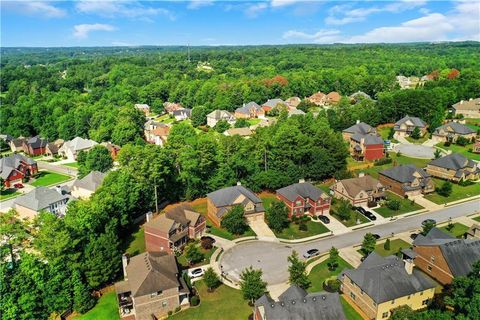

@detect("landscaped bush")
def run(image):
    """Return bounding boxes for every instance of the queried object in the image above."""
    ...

[168,311,173,316]
[201,238,214,250]
[311,215,318,220]
[386,199,401,211]
[444,141,451,147]
[374,158,393,166]
[191,295,200,306]
[456,136,469,146]
[174,306,181,313]
[437,181,453,197]
[299,223,308,231]
[458,179,474,187]
[323,279,341,292]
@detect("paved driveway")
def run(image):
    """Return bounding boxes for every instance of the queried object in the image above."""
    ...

[394,143,435,159]
[220,199,480,285]
[248,219,276,239]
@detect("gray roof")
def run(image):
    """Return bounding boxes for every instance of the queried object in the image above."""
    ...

[255,285,346,320]
[0,154,36,180]
[336,175,384,198]
[434,122,476,135]
[146,204,202,235]
[351,133,384,145]
[349,91,372,102]
[14,186,70,212]
[207,110,234,120]
[341,253,436,304]
[452,98,480,111]
[414,228,480,277]
[288,109,306,117]
[263,98,286,108]
[429,153,477,171]
[207,185,262,207]
[0,134,13,142]
[172,108,192,117]
[72,171,106,192]
[276,182,327,202]
[235,102,262,114]
[343,122,376,135]
[27,136,48,149]
[380,164,430,184]
[394,116,427,128]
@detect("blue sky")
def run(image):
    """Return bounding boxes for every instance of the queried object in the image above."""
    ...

[1,1,479,47]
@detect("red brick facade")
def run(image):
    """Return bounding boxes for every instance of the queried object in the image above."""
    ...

[276,193,330,217]
[364,144,385,161]
[413,245,454,285]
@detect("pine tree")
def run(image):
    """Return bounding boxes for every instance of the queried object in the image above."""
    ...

[287,251,311,289]
[327,247,339,271]
[203,267,220,292]
[72,270,95,314]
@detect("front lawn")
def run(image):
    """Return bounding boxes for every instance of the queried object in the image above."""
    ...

[176,244,216,268]
[0,189,21,201]
[125,227,145,256]
[436,142,480,161]
[207,221,256,241]
[330,199,370,227]
[405,135,429,144]
[307,257,352,293]
[374,239,410,257]
[30,171,71,187]
[63,162,79,168]
[439,222,469,238]
[247,118,262,126]
[73,291,119,320]
[274,220,329,240]
[473,216,480,223]
[170,281,251,320]
[424,178,480,204]
[374,192,423,218]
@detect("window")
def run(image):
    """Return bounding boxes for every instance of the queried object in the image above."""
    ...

[382,312,389,318]
[350,292,356,300]
[422,299,429,306]
[427,265,432,272]
[162,300,167,307]
[431,256,435,262]
[295,201,302,206]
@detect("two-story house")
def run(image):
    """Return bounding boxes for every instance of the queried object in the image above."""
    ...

[206,110,236,128]
[23,136,48,156]
[342,122,384,161]
[14,186,70,219]
[71,171,106,199]
[379,165,434,197]
[307,91,326,106]
[134,104,151,116]
[331,174,386,207]
[451,98,480,119]
[207,183,264,227]
[432,122,477,144]
[144,204,206,254]
[394,116,428,138]
[426,153,479,182]
[58,137,98,161]
[276,180,331,217]
[0,154,38,188]
[339,252,436,320]
[115,252,190,320]
[173,108,192,121]
[144,120,171,147]
[261,99,286,113]
[234,102,265,119]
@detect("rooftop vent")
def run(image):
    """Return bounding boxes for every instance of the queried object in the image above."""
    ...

[303,299,307,303]
[270,304,275,308]
[280,302,285,307]
[322,296,326,300]
[291,300,296,305]
[312,297,317,302]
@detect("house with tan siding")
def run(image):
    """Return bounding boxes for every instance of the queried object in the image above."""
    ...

[431,122,476,144]
[331,174,385,207]
[451,98,480,118]
[393,116,428,138]
[426,153,479,182]
[379,165,434,197]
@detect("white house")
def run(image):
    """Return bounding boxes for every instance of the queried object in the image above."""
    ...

[58,137,98,161]
[206,110,235,127]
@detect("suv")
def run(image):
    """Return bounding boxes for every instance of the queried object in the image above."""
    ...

[318,215,330,224]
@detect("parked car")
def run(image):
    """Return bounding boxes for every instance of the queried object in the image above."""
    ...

[422,219,436,226]
[188,268,204,278]
[201,236,216,244]
[303,249,320,259]
[13,183,24,189]
[365,211,377,221]
[355,207,367,214]
[318,215,330,224]
[410,233,418,240]
[372,234,381,240]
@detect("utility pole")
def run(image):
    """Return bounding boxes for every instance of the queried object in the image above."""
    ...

[154,176,159,213]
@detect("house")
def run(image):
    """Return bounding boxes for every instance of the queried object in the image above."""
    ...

[307,92,326,106]
[9,137,26,152]
[326,92,341,105]
[23,136,48,156]
[426,153,479,182]
[285,96,301,109]
[262,99,286,113]
[0,154,38,188]
[396,75,413,89]
[432,122,476,144]
[144,204,206,254]
[163,102,184,115]
[339,252,436,320]
[173,108,192,121]
[287,108,305,117]
[58,137,98,161]
[331,174,386,207]
[144,120,170,147]
[466,224,480,239]
[349,91,372,104]
[394,116,428,138]
[254,285,346,320]
[342,122,384,161]
[14,186,70,219]
[45,139,64,157]
[134,104,151,116]
[100,142,121,159]
[474,139,480,154]
[206,110,235,128]
[224,127,253,137]
[276,180,330,217]
[379,165,434,197]
[451,98,480,118]
[207,183,264,227]
[115,252,190,320]
[71,171,106,199]
[412,228,480,285]
[0,134,13,143]
[234,102,265,119]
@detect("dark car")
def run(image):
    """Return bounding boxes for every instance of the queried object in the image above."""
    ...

[201,236,216,244]
[372,234,381,240]
[365,211,377,221]
[355,207,367,214]
[410,233,418,240]
[13,183,24,189]
[318,215,330,224]
[303,249,320,259]
[422,219,436,226]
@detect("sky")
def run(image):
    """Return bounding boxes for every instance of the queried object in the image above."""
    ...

[1,0,479,47]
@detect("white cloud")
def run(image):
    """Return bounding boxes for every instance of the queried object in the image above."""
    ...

[283,29,342,43]
[2,1,66,18]
[187,0,214,10]
[76,1,175,20]
[271,0,299,8]
[245,3,268,18]
[73,23,115,39]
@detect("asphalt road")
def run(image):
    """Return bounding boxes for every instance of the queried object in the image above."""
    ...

[220,199,480,285]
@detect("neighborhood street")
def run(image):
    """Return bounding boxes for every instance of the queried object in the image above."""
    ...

[220,199,480,285]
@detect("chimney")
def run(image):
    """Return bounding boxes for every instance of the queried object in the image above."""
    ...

[358,172,365,178]
[55,185,62,194]
[122,254,129,279]
[460,100,464,104]
[146,211,153,222]
[299,178,305,183]
[404,257,414,275]
[236,181,242,186]
[356,119,360,124]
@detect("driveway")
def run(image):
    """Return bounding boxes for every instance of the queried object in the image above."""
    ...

[248,219,276,239]
[38,161,78,176]
[394,143,435,159]
[220,199,480,285]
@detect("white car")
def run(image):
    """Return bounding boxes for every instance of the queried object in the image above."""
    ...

[188,268,204,278]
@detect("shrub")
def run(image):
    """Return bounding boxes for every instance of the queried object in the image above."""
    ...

[299,223,308,231]
[174,306,181,313]
[201,238,214,250]
[325,279,341,292]
[374,158,393,166]
[444,141,451,147]
[456,136,469,146]
[437,181,453,197]
[168,311,173,317]
[386,200,401,211]
[384,238,391,250]
[311,215,318,220]
[191,295,200,306]
[458,179,474,187]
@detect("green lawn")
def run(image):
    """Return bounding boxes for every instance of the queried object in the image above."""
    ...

[125,227,145,256]
[374,192,424,218]
[357,153,430,179]
[207,221,256,241]
[374,239,410,257]
[439,222,469,238]
[405,135,429,144]
[73,292,119,320]
[247,118,262,126]
[170,281,251,320]
[330,200,370,227]
[0,189,21,201]
[177,244,216,268]
[465,118,480,131]
[63,162,79,168]
[30,171,71,187]
[259,193,277,210]
[341,296,364,320]
[307,257,352,293]
[274,220,329,240]
[473,216,480,223]
[424,178,480,204]
[436,142,480,161]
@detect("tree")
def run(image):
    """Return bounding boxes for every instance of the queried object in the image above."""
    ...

[437,181,452,197]
[327,247,339,271]
[191,106,208,127]
[384,238,391,251]
[203,267,220,292]
[0,209,28,266]
[234,118,249,128]
[265,200,289,233]
[434,149,442,159]
[421,220,436,236]
[78,145,113,178]
[0,177,4,192]
[239,267,267,304]
[185,243,204,265]
[411,126,421,139]
[361,233,377,256]
[214,119,230,133]
[390,305,415,320]
[287,251,311,289]
[336,200,351,221]
[221,205,248,235]
[387,199,401,211]
[72,270,95,314]
[444,261,480,319]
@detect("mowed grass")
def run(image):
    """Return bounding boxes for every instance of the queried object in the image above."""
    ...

[125,227,145,256]
[357,153,430,179]
[405,135,429,144]
[170,281,251,320]
[274,220,329,240]
[424,178,480,204]
[63,162,79,168]
[374,239,410,257]
[307,257,352,293]
[73,291,119,320]
[341,296,364,320]
[0,189,21,201]
[473,216,480,223]
[330,200,370,227]
[439,222,469,238]
[374,192,424,217]
[436,142,480,161]
[177,245,216,268]
[31,171,71,187]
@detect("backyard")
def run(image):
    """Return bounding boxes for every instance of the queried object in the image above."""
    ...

[125,226,145,256]
[0,188,21,201]
[73,291,119,320]
[374,192,424,218]
[356,153,430,179]
[274,220,329,240]
[424,178,480,204]
[30,171,71,187]
[374,239,410,257]
[439,222,469,238]
[436,142,480,161]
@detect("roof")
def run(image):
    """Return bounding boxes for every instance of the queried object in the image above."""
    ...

[0,134,13,142]
[0,154,36,180]
[207,110,234,120]
[285,97,301,108]
[173,108,192,117]
[122,252,180,297]
[72,171,106,192]
[276,182,327,202]
[343,122,376,135]
[146,204,202,235]
[255,285,346,320]
[336,175,383,198]
[428,153,477,171]
[380,165,430,184]
[14,186,70,212]
[288,109,306,117]
[62,137,98,153]
[394,116,427,128]
[414,228,480,277]
[349,91,372,102]
[452,98,480,111]
[351,133,384,145]
[27,136,48,149]
[207,185,264,216]
[235,102,262,114]
[224,128,253,137]
[434,122,476,135]
[263,99,285,108]
[326,91,341,103]
[134,104,150,110]
[11,138,26,147]
[46,142,60,154]
[341,253,436,304]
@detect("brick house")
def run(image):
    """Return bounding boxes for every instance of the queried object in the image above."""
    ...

[144,204,206,254]
[431,122,476,144]
[207,183,264,227]
[0,154,38,188]
[331,174,386,207]
[412,228,480,285]
[261,98,286,113]
[23,136,48,156]
[115,252,190,320]
[234,102,265,119]
[394,116,428,138]
[342,122,384,161]
[163,102,184,115]
[339,252,436,320]
[276,180,331,217]
[100,142,121,159]
[379,165,434,197]
[426,153,479,182]
[451,98,480,118]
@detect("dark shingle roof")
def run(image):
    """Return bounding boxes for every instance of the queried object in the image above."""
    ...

[394,116,427,128]
[0,154,36,180]
[27,136,48,149]
[207,185,262,207]
[14,186,70,211]
[263,99,285,108]
[429,153,477,171]
[434,122,476,135]
[380,165,429,183]
[235,102,262,114]
[351,133,384,145]
[276,182,327,202]
[343,122,376,135]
